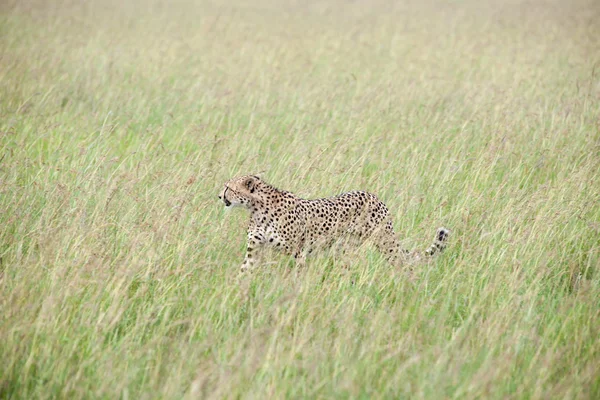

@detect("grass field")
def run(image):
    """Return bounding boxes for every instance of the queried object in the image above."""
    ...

[1,0,599,398]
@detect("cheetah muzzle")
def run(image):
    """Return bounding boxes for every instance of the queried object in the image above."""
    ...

[219,175,450,273]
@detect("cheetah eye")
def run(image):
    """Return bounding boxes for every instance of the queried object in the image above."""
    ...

[245,180,252,189]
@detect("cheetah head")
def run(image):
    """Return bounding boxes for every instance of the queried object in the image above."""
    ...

[218,175,262,209]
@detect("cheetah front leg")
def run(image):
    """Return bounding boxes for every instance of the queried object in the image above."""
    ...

[240,231,265,273]
[292,233,308,269]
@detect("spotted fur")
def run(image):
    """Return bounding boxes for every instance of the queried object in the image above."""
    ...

[219,175,449,272]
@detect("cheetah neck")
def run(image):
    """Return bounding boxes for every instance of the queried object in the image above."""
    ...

[249,182,299,213]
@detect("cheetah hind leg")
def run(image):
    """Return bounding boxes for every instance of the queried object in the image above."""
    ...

[374,226,449,276]
[373,228,411,267]
[293,251,306,269]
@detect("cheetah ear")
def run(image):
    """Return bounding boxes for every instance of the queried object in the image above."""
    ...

[245,178,256,193]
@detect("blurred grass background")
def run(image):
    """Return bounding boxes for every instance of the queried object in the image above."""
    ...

[1,0,599,398]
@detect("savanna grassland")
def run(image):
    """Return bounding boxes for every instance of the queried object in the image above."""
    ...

[1,0,599,398]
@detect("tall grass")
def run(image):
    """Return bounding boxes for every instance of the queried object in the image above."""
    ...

[1,0,599,398]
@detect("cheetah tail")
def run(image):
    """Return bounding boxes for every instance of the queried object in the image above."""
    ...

[425,227,450,256]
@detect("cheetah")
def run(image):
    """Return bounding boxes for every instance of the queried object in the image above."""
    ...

[218,175,449,272]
